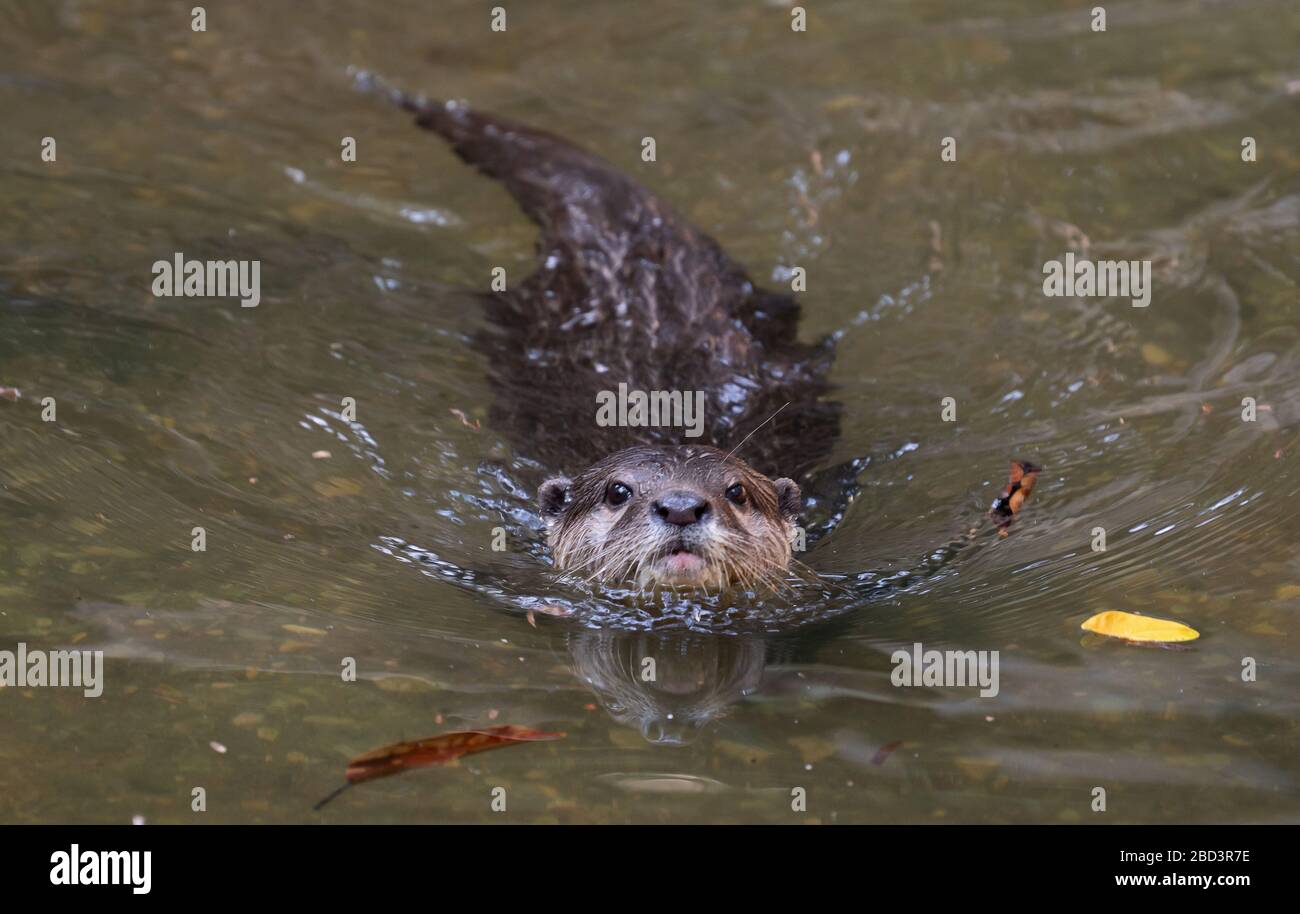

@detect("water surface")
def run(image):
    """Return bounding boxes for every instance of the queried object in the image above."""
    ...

[1,0,1298,823]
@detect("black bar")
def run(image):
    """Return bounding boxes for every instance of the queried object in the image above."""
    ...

[5,825,1283,897]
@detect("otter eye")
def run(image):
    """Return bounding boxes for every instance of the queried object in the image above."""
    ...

[725,482,747,505]
[606,481,633,507]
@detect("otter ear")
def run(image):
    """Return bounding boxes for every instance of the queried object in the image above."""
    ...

[538,476,573,521]
[773,477,801,521]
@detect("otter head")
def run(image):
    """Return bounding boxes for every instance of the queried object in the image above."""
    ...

[537,445,802,591]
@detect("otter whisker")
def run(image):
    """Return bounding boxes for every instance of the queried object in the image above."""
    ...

[539,444,811,600]
[724,402,789,462]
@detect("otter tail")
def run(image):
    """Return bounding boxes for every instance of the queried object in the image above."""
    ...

[357,69,813,350]
[358,68,672,261]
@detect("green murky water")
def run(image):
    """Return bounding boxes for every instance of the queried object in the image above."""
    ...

[1,0,1298,823]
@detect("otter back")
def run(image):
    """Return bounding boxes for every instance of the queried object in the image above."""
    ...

[406,100,839,480]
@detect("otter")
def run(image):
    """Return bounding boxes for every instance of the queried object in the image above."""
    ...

[397,94,839,592]
[538,444,802,591]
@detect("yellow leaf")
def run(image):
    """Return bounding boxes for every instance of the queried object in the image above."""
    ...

[1081,610,1199,643]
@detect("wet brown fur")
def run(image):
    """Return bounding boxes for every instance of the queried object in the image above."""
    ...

[538,445,800,591]
[404,98,837,589]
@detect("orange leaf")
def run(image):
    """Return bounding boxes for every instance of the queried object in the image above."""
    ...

[346,725,564,784]
[315,725,564,810]
[991,459,1042,534]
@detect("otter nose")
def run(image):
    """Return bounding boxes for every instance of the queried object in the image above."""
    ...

[653,490,710,526]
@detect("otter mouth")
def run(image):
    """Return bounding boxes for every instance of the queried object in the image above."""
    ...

[644,541,713,586]
[662,546,706,574]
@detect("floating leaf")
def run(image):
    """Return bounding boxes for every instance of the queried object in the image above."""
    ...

[314,724,564,810]
[1081,610,1200,643]
[991,459,1042,535]
[344,725,562,783]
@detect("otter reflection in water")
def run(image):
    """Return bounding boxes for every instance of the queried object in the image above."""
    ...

[399,94,839,592]
[567,628,768,745]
